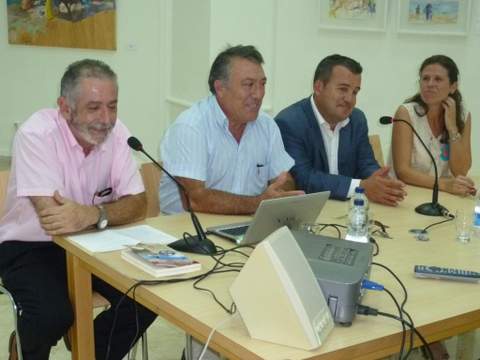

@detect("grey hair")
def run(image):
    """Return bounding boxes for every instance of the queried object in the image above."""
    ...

[60,59,117,107]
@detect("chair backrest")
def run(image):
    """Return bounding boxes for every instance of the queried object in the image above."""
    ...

[140,163,162,218]
[368,134,384,167]
[0,169,10,218]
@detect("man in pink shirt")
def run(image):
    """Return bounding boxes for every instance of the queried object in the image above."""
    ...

[0,59,156,360]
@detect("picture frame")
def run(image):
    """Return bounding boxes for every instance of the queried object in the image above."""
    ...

[6,0,116,49]
[397,0,471,36]
[318,0,388,32]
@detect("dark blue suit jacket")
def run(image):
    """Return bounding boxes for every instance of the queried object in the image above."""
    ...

[275,97,379,200]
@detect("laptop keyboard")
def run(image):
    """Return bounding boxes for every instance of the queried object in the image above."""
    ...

[222,225,250,237]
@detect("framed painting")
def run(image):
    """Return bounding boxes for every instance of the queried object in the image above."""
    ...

[319,0,388,32]
[7,0,116,49]
[397,0,471,36]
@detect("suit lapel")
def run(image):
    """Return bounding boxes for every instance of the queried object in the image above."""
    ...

[301,98,329,172]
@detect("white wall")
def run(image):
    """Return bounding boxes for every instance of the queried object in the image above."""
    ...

[1,0,479,175]
[272,0,480,177]
[0,0,168,156]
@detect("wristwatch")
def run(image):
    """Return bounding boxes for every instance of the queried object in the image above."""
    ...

[96,205,108,230]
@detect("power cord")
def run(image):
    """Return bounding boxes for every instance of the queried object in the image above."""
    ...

[303,223,346,238]
[357,305,433,359]
[372,262,414,357]
[197,313,239,360]
[360,279,406,357]
[369,236,379,256]
[106,244,252,359]
[423,212,454,232]
[369,263,434,359]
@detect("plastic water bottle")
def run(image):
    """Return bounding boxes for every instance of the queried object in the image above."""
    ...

[345,199,369,243]
[473,190,480,238]
[350,187,369,214]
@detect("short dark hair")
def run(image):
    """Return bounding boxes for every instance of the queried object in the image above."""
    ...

[60,59,117,106]
[208,45,264,94]
[406,54,465,136]
[313,54,362,83]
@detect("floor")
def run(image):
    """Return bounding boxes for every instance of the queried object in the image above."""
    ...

[2,289,480,360]
[0,294,186,360]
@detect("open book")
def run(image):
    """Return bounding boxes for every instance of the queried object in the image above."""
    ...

[121,243,201,277]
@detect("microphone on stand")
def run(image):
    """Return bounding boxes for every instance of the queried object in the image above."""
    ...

[127,136,217,255]
[379,116,448,217]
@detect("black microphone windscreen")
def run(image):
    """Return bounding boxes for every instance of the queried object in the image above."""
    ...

[379,116,393,125]
[127,136,143,151]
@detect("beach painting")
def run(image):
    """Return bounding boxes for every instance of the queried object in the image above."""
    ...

[407,0,460,24]
[329,0,378,20]
[7,0,116,49]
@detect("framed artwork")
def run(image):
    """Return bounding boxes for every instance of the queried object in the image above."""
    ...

[6,0,116,50]
[319,0,388,32]
[397,0,471,36]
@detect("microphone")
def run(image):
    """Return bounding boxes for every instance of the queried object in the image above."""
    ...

[379,116,448,217]
[127,136,217,255]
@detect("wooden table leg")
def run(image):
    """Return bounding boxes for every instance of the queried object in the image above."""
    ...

[66,252,95,360]
[457,330,475,360]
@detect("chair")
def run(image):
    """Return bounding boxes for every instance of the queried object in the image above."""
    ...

[0,278,22,360]
[0,169,148,359]
[140,162,162,218]
[0,170,9,217]
[368,134,385,167]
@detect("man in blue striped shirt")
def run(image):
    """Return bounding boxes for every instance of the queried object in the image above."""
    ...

[159,45,302,214]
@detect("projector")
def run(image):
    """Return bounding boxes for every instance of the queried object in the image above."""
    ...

[292,230,373,326]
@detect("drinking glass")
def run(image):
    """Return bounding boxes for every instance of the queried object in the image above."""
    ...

[455,210,472,243]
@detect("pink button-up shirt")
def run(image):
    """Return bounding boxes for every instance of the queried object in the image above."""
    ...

[0,109,145,242]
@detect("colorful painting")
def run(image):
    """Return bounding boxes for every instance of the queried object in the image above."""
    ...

[329,0,378,20]
[7,0,116,49]
[397,0,470,35]
[319,0,387,31]
[408,0,460,24]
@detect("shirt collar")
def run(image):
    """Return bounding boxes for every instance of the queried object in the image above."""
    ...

[210,94,256,133]
[211,95,229,130]
[310,95,350,131]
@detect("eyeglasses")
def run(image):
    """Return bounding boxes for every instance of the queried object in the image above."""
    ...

[91,187,113,206]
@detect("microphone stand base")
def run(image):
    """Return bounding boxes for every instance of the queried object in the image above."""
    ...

[168,236,217,255]
[415,202,448,217]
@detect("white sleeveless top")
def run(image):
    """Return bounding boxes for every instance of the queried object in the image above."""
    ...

[388,102,466,178]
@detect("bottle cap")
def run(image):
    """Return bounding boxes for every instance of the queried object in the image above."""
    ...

[355,187,365,194]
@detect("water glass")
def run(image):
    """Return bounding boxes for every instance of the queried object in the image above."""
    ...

[455,210,472,243]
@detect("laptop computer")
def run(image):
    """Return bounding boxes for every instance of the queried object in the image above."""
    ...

[206,191,330,245]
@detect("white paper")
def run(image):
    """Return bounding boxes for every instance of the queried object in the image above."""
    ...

[68,225,177,253]
[115,225,177,244]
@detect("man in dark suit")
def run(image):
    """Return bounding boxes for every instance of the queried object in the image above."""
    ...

[275,54,406,206]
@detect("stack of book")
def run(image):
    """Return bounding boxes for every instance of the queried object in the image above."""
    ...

[121,243,201,277]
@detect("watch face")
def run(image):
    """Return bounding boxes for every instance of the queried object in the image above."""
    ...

[98,218,108,230]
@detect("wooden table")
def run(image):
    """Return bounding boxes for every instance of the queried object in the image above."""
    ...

[54,185,480,359]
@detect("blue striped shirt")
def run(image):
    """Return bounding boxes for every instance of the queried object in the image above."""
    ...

[159,95,294,214]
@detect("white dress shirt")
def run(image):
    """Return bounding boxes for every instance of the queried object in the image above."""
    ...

[310,96,360,198]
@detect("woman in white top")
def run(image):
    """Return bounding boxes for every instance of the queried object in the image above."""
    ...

[391,55,476,196]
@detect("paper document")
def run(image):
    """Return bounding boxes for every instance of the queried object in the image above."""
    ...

[68,225,177,253]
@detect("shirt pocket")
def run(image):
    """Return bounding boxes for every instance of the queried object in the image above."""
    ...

[250,160,269,194]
